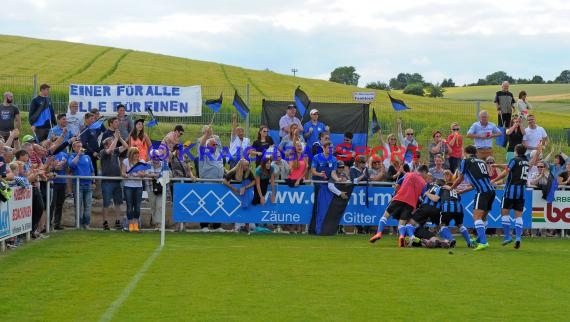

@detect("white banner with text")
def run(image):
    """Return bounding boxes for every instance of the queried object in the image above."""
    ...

[68,84,202,117]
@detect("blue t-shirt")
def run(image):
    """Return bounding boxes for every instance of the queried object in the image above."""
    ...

[52,151,69,184]
[49,125,75,142]
[311,153,338,180]
[303,121,327,147]
[68,152,94,185]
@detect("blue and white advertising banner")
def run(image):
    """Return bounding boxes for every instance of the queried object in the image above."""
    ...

[68,84,202,116]
[173,183,532,227]
[173,183,313,224]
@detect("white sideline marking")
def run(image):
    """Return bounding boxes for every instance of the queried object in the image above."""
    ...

[99,246,163,322]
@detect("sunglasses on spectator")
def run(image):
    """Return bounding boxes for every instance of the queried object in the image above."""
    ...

[486,161,494,164]
[406,133,414,136]
[261,130,268,132]
[452,128,460,131]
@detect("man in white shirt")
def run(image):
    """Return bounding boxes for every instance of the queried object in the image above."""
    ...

[523,114,548,155]
[228,113,251,168]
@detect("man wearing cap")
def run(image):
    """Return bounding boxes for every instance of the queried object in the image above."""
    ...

[303,109,329,148]
[279,104,302,142]
[1,91,21,141]
[29,83,56,142]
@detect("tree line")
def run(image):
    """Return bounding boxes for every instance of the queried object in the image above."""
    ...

[328,66,570,98]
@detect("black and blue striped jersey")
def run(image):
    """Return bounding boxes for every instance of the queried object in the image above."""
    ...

[440,187,463,213]
[459,157,495,193]
[504,155,529,200]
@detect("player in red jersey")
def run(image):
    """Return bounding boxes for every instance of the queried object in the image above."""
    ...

[370,165,430,247]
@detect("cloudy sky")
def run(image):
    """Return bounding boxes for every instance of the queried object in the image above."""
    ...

[3,0,570,85]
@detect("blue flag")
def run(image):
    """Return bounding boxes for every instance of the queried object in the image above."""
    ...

[205,92,223,113]
[294,86,310,117]
[546,173,558,203]
[388,94,410,111]
[370,108,380,134]
[88,117,105,130]
[127,161,152,174]
[147,118,158,127]
[33,107,52,127]
[232,91,249,119]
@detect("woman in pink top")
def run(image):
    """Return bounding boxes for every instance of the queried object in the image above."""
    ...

[286,141,307,187]
[129,119,152,161]
[446,122,463,173]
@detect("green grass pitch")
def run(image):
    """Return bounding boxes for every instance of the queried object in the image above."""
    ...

[2,231,569,321]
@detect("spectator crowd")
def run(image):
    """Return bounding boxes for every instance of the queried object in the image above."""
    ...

[2,82,569,250]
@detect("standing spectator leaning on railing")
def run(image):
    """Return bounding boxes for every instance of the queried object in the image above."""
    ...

[68,140,95,229]
[100,133,129,230]
[29,83,56,142]
[286,141,307,234]
[0,91,21,141]
[224,159,255,233]
[15,149,48,238]
[121,147,145,233]
[253,156,276,206]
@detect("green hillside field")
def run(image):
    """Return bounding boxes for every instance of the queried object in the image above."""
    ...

[1,34,569,159]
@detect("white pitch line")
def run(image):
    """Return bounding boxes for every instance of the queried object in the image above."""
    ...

[99,246,163,322]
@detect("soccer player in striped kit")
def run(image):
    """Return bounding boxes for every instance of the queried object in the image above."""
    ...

[447,145,496,251]
[491,144,529,249]
[439,170,474,248]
